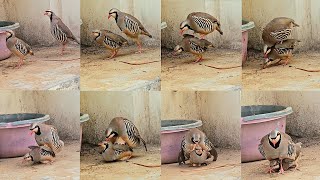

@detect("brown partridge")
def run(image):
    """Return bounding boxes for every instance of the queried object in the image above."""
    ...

[92,29,128,59]
[5,30,34,68]
[108,8,152,53]
[98,141,133,162]
[180,12,223,39]
[174,34,214,63]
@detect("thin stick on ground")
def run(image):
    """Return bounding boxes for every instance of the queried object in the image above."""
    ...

[119,60,160,65]
[35,58,80,62]
[180,163,239,173]
[203,64,242,70]
[132,162,161,168]
[291,66,320,72]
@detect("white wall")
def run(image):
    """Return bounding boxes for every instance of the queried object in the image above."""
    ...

[161,0,242,49]
[1,0,80,46]
[243,0,320,51]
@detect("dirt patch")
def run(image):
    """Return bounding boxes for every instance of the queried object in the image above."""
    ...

[0,141,80,179]
[242,137,320,179]
[80,46,160,91]
[0,45,80,90]
[80,143,160,179]
[161,48,241,91]
[243,50,320,90]
[162,148,241,179]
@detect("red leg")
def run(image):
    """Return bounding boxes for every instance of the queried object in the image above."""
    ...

[109,50,117,59]
[194,55,203,63]
[135,40,143,54]
[60,44,66,55]
[279,159,285,174]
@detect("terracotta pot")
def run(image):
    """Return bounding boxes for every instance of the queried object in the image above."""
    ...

[0,113,50,158]
[241,105,293,162]
[0,21,20,60]
[161,120,202,164]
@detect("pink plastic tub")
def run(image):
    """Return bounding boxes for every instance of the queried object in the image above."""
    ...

[242,20,255,65]
[0,21,20,60]
[161,120,202,164]
[241,105,293,162]
[0,113,50,158]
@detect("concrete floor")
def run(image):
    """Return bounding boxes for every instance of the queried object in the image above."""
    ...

[80,46,161,91]
[80,144,160,179]
[161,148,241,180]
[0,45,80,90]
[161,48,241,91]
[243,50,320,90]
[242,136,320,180]
[0,141,80,179]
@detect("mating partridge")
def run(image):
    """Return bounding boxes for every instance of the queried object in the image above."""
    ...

[23,146,55,164]
[30,123,64,154]
[178,128,218,165]
[180,12,223,39]
[44,10,80,55]
[92,29,128,59]
[258,130,301,174]
[262,17,299,55]
[189,145,211,167]
[174,34,214,63]
[5,30,34,68]
[98,141,133,162]
[108,8,152,53]
[105,117,147,151]
[263,39,300,68]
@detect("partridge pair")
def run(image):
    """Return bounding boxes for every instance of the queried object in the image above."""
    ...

[23,123,64,164]
[258,130,302,174]
[98,117,147,162]
[178,128,218,166]
[174,12,222,63]
[106,8,152,55]
[262,17,300,68]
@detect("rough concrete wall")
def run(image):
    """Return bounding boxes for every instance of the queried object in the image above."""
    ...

[0,0,7,20]
[81,0,161,46]
[243,0,320,51]
[33,91,80,140]
[0,90,80,140]
[80,91,161,145]
[2,0,80,46]
[161,0,242,49]
[161,91,241,149]
[242,91,320,137]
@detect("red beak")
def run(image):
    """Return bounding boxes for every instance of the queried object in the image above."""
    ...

[30,131,34,135]
[180,29,185,35]
[264,53,268,58]
[108,15,111,19]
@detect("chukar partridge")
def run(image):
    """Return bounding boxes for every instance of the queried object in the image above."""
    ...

[180,12,223,39]
[258,130,300,174]
[178,128,218,165]
[5,30,34,68]
[189,145,211,167]
[174,34,214,63]
[44,10,80,55]
[92,29,128,59]
[108,8,152,53]
[263,39,300,68]
[98,141,133,162]
[30,123,64,154]
[105,117,147,151]
[23,146,55,164]
[262,17,299,55]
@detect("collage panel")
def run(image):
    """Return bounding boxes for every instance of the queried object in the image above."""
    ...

[241,91,320,179]
[161,91,241,179]
[0,90,80,179]
[242,0,320,90]
[80,0,161,91]
[0,0,80,90]
[80,91,161,179]
[161,0,242,91]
